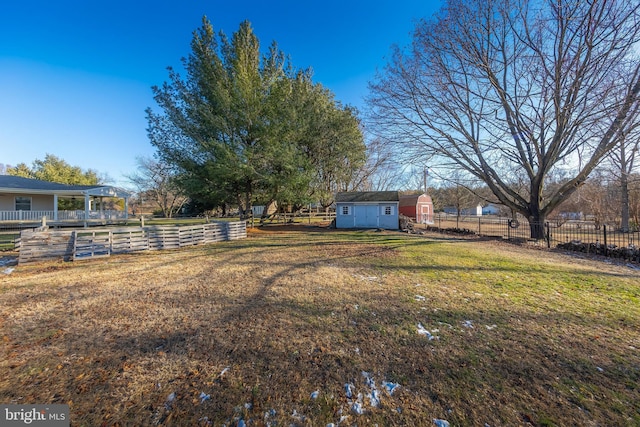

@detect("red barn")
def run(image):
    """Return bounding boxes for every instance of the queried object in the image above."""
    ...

[399,193,434,224]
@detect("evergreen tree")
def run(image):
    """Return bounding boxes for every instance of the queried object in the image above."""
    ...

[148,17,365,218]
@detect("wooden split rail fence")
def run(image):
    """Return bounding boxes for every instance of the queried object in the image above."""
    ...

[17,221,247,264]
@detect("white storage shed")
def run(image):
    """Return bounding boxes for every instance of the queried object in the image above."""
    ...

[335,191,400,230]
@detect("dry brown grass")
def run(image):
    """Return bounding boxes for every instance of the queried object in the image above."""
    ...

[1,225,639,426]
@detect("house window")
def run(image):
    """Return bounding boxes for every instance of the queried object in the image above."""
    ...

[383,205,394,216]
[341,205,351,215]
[15,197,31,211]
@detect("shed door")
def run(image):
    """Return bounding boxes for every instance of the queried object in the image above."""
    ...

[355,205,378,228]
[421,204,431,224]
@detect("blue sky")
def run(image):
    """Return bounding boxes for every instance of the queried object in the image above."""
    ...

[0,1,440,188]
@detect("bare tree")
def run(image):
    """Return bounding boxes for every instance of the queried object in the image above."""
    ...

[575,172,619,229]
[349,138,408,191]
[608,130,640,231]
[629,173,640,229]
[368,0,640,238]
[439,183,477,227]
[126,157,188,218]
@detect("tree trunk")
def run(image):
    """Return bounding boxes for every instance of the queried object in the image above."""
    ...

[236,194,246,220]
[527,177,547,240]
[527,211,546,240]
[243,182,253,221]
[260,200,276,224]
[620,158,630,233]
[528,219,546,240]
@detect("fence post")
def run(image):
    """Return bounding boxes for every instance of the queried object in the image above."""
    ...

[545,222,550,248]
[603,225,608,256]
[478,217,481,235]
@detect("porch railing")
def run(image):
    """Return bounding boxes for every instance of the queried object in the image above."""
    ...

[0,210,127,222]
[0,211,54,221]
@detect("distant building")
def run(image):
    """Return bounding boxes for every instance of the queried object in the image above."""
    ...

[557,211,583,220]
[443,204,483,216]
[399,193,434,224]
[252,203,277,218]
[481,203,501,216]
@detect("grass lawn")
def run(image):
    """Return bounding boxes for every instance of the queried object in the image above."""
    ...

[0,226,638,426]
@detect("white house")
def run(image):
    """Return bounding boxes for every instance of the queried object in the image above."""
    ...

[443,204,483,216]
[0,175,130,225]
[481,203,502,216]
[335,191,400,230]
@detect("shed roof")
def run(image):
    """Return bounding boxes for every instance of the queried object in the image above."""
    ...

[399,193,433,207]
[0,175,131,198]
[335,191,400,203]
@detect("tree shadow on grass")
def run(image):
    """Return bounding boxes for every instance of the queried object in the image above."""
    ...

[2,229,639,425]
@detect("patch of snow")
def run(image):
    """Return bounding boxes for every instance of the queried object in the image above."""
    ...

[367,389,381,407]
[264,409,277,422]
[354,274,379,282]
[417,323,437,340]
[382,381,400,395]
[0,257,17,267]
[164,392,176,410]
[344,383,354,399]
[291,409,306,422]
[344,373,403,416]
[351,395,364,415]
[362,371,375,389]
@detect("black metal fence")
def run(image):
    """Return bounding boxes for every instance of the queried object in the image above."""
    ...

[427,214,640,263]
[547,222,639,247]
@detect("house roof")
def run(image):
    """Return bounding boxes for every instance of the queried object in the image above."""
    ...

[0,175,131,198]
[335,191,400,203]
